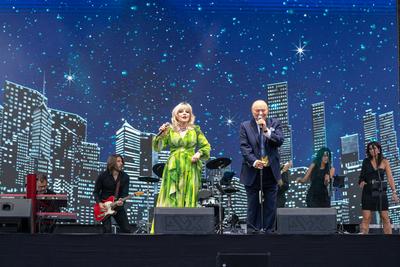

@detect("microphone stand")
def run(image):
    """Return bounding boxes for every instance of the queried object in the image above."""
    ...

[375,154,384,232]
[259,125,265,233]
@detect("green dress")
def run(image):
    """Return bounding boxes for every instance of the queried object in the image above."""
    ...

[153,125,211,208]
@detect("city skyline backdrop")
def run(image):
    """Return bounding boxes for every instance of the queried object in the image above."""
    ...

[0,0,399,225]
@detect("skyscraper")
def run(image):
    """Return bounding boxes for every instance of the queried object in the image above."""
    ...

[116,122,148,224]
[311,102,327,156]
[0,81,47,189]
[363,109,378,149]
[74,142,100,224]
[286,167,309,208]
[267,82,293,164]
[30,102,53,178]
[339,134,361,224]
[378,112,400,224]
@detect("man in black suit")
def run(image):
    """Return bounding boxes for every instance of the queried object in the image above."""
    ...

[240,100,284,232]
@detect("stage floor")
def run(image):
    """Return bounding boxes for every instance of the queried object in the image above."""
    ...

[0,233,399,267]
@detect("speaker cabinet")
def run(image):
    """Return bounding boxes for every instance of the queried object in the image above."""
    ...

[154,207,215,234]
[277,208,337,234]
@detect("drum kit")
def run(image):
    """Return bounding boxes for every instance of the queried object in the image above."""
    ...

[199,157,241,234]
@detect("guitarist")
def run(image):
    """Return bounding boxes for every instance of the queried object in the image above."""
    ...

[93,154,131,233]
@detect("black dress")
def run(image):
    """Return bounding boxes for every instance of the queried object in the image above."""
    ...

[359,158,388,211]
[306,166,330,207]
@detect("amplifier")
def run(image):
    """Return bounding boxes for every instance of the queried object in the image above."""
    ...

[277,208,337,234]
[154,207,215,234]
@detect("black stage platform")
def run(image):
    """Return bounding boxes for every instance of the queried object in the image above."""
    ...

[0,233,399,267]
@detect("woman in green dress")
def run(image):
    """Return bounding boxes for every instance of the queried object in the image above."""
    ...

[153,102,211,208]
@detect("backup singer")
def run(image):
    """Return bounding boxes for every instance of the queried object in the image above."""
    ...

[359,141,399,234]
[93,154,131,233]
[297,147,335,208]
[153,102,211,209]
[240,100,284,232]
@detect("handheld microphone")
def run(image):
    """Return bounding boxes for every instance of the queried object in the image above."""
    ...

[257,112,263,129]
[156,123,170,137]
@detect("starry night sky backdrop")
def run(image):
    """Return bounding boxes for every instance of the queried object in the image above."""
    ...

[0,0,398,172]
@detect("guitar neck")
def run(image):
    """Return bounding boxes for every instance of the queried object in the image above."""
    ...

[110,195,132,209]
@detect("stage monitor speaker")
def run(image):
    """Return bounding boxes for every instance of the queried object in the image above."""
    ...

[216,252,271,267]
[154,207,214,234]
[0,199,32,218]
[277,208,337,234]
[0,199,32,233]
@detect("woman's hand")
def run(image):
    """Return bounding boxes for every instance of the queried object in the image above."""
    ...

[191,152,201,163]
[158,123,170,136]
[359,181,367,189]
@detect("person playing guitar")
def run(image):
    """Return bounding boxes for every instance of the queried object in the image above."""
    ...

[93,154,132,233]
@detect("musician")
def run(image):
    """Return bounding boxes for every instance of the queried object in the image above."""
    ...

[359,141,399,234]
[36,174,59,233]
[36,174,55,195]
[297,147,335,208]
[93,154,131,233]
[240,100,284,233]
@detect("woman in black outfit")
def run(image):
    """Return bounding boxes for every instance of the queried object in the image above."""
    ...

[359,141,399,234]
[297,147,335,207]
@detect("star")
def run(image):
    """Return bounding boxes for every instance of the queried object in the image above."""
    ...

[293,40,308,61]
[64,69,75,86]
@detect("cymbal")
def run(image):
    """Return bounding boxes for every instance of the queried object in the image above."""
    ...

[206,157,231,170]
[138,176,160,183]
[152,163,165,178]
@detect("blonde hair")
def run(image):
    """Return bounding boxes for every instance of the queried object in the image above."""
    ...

[171,102,195,131]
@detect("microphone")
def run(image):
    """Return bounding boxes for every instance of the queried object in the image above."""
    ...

[156,123,170,137]
[257,112,263,129]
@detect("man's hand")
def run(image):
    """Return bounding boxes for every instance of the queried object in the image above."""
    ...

[99,202,106,211]
[257,117,267,132]
[254,160,265,169]
[277,179,283,187]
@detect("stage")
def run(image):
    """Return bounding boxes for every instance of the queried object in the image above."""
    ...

[0,233,399,267]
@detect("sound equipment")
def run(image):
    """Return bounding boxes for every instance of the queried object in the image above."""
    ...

[277,208,337,234]
[216,252,271,267]
[0,199,32,218]
[0,198,32,233]
[154,207,215,234]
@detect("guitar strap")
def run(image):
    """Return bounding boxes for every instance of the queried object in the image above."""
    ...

[114,174,121,199]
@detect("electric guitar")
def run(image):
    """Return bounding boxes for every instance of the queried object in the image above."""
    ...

[94,192,144,222]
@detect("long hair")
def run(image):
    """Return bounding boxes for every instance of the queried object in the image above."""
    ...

[171,102,195,131]
[313,147,332,169]
[366,141,383,166]
[107,154,124,172]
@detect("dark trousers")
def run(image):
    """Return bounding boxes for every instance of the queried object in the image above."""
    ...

[102,207,131,233]
[245,167,277,232]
